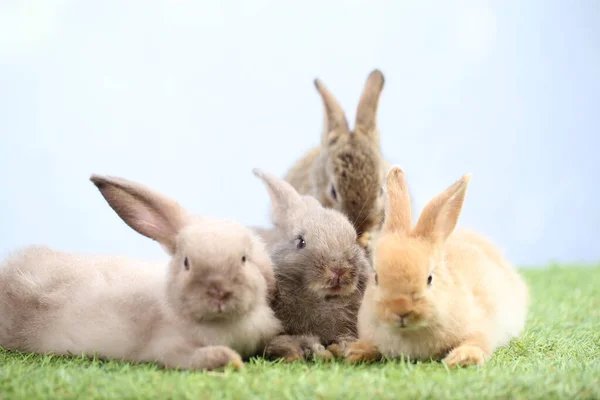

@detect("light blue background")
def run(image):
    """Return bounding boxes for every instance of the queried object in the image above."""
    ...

[0,1,598,266]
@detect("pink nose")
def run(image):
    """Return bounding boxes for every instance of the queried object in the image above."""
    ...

[209,288,232,301]
[331,268,345,278]
[330,269,345,285]
[397,311,412,319]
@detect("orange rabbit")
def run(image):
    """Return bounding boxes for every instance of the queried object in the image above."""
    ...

[345,166,529,367]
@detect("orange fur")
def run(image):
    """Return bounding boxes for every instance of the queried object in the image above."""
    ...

[349,167,529,367]
[345,339,382,364]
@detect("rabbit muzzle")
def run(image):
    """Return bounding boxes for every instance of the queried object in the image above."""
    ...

[207,286,234,314]
[376,295,424,330]
[323,267,357,296]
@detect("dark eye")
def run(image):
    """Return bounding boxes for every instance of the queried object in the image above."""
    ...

[427,275,433,286]
[330,185,337,201]
[296,236,306,249]
[374,273,379,285]
[184,257,189,271]
[241,255,246,263]
[380,186,384,197]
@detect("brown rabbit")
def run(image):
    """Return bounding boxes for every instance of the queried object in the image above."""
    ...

[284,69,391,251]
[345,167,529,367]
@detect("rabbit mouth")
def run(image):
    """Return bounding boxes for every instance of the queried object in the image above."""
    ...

[204,301,237,318]
[308,279,357,298]
[391,319,426,331]
[324,281,356,296]
[201,307,238,321]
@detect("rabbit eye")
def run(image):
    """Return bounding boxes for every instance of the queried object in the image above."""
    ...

[241,255,246,263]
[184,257,189,271]
[374,273,379,285]
[330,185,337,201]
[427,275,433,286]
[380,186,384,197]
[296,236,306,249]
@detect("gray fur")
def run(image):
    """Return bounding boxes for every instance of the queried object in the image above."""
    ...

[252,169,370,360]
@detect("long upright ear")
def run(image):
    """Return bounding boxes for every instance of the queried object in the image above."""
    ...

[314,77,350,146]
[354,69,385,146]
[382,166,412,235]
[412,174,472,243]
[90,174,188,254]
[253,168,306,229]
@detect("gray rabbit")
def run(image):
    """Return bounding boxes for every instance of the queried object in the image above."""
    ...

[252,169,370,360]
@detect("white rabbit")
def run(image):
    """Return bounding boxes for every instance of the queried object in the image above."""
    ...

[0,174,282,370]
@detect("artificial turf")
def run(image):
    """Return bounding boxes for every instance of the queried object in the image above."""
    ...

[0,265,598,400]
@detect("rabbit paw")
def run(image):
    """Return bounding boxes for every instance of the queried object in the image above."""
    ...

[326,336,355,358]
[443,345,486,367]
[310,343,334,361]
[181,345,244,371]
[208,346,245,370]
[326,343,345,358]
[265,335,331,362]
[344,339,381,364]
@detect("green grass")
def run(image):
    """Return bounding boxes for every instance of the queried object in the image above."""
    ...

[1,265,599,400]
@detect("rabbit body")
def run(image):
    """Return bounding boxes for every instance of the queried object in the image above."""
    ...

[284,70,391,250]
[252,169,370,360]
[254,226,367,346]
[357,231,528,363]
[0,175,282,370]
[347,167,529,367]
[0,247,276,364]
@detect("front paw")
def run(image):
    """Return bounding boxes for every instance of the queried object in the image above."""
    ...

[309,343,334,361]
[204,346,244,370]
[443,345,487,367]
[265,335,332,362]
[326,336,355,358]
[344,339,381,364]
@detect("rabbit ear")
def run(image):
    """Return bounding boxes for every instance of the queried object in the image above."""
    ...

[354,69,385,146]
[382,166,412,234]
[253,168,305,228]
[90,174,188,254]
[412,174,472,243]
[314,77,350,146]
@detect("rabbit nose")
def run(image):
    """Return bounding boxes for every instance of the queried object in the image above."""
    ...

[208,287,232,301]
[330,268,345,278]
[330,268,345,285]
[216,291,232,301]
[397,311,412,320]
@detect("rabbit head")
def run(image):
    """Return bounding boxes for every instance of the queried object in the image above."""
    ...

[370,166,471,331]
[253,168,369,299]
[90,175,275,323]
[312,69,387,238]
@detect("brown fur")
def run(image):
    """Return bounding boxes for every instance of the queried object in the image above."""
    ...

[347,167,529,367]
[345,338,383,364]
[284,70,393,254]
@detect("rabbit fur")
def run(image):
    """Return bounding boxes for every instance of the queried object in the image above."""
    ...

[0,175,282,370]
[284,69,392,252]
[251,168,371,361]
[345,167,529,367]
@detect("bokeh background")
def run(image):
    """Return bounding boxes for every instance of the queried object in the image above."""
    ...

[0,0,598,266]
